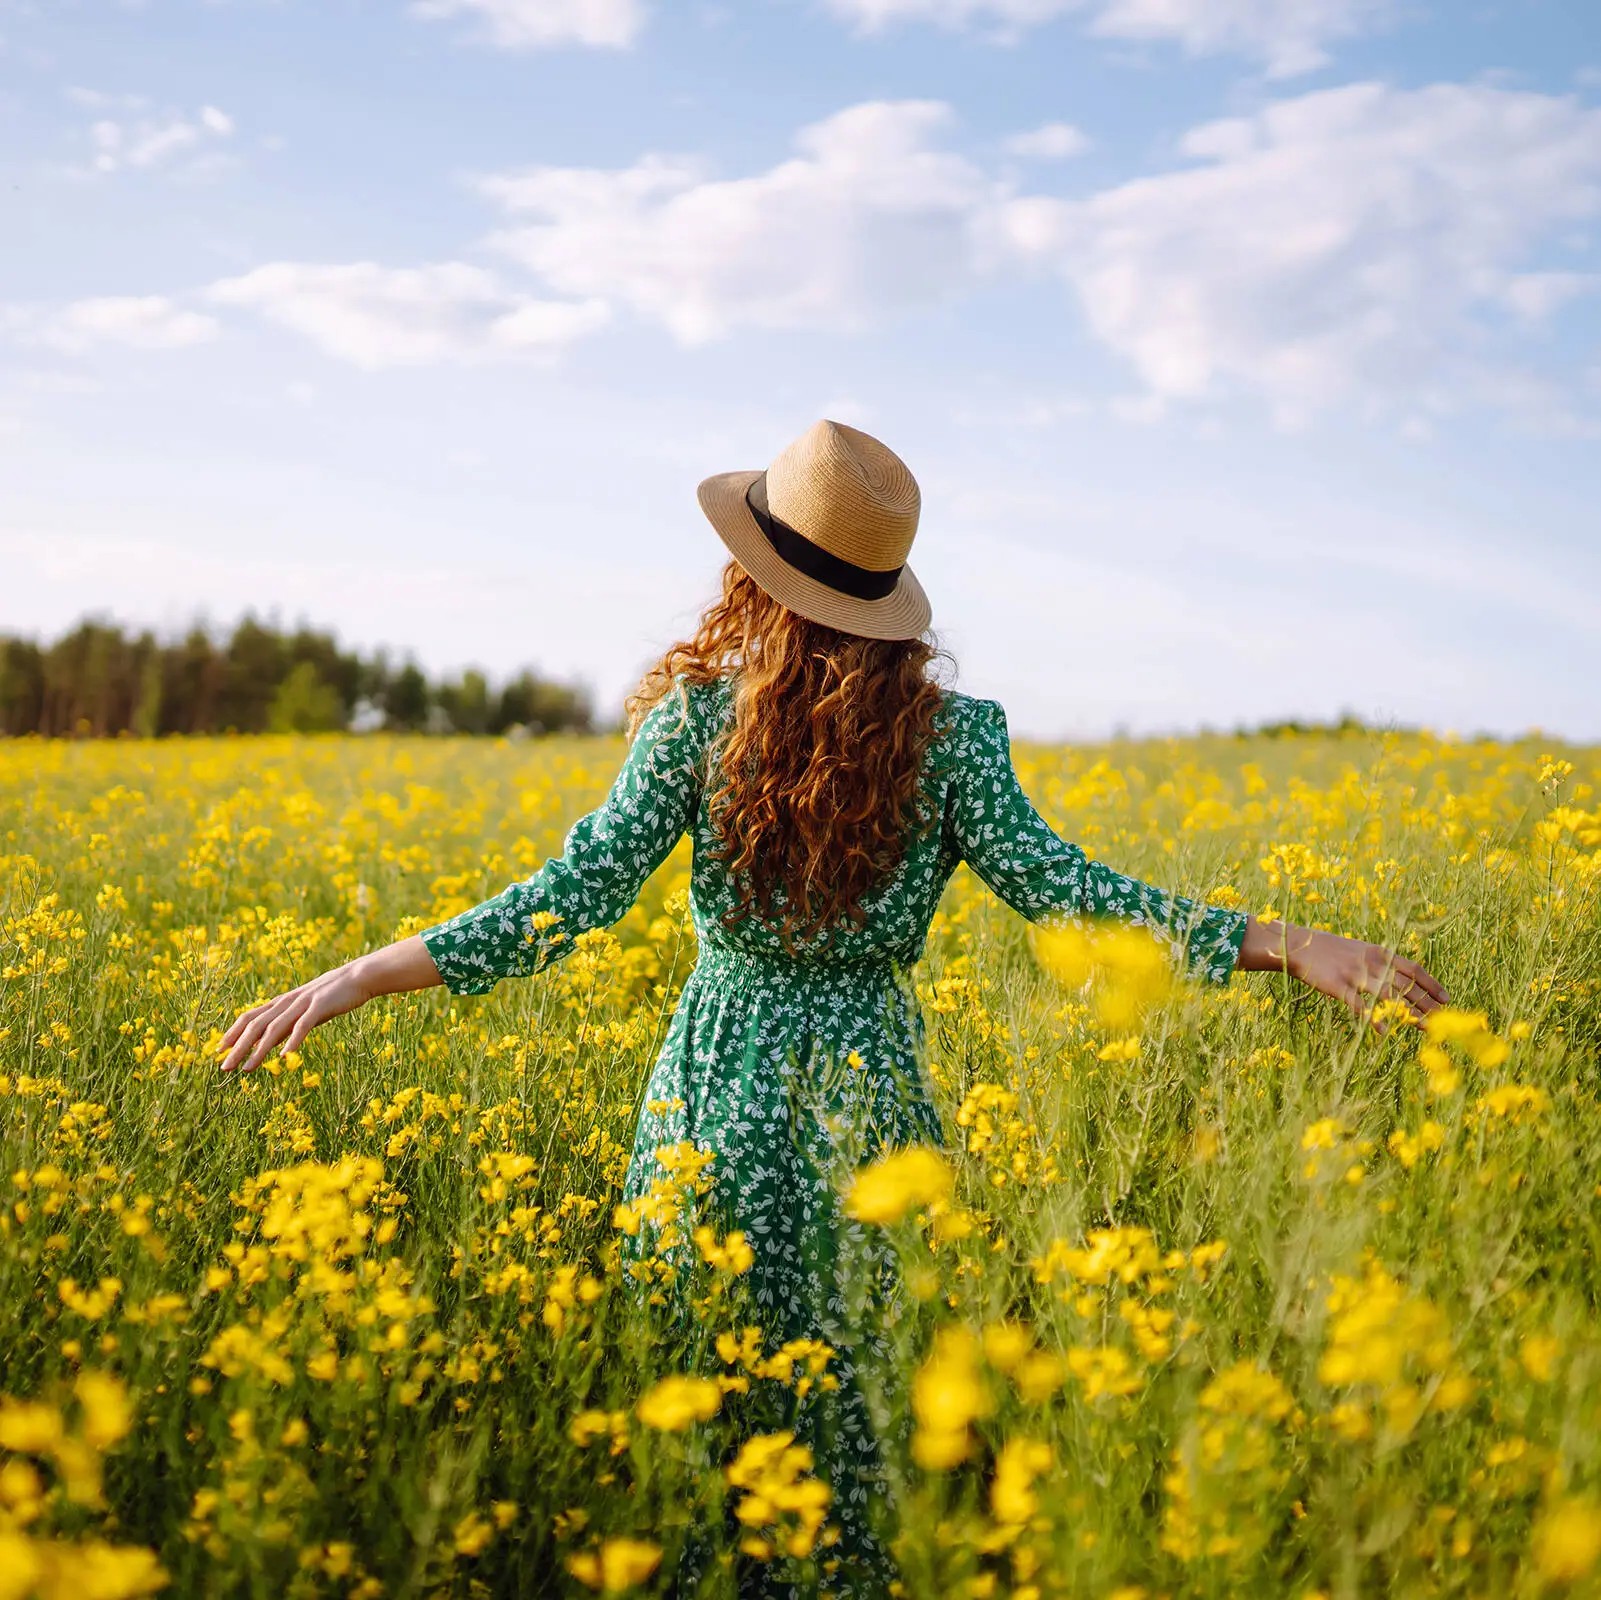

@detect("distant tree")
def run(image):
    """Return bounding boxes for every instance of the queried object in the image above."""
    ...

[384,661,431,731]
[0,638,44,736]
[360,651,393,718]
[132,635,163,738]
[269,662,345,733]
[1236,710,1379,739]
[220,617,286,733]
[437,669,491,735]
[162,627,223,735]
[286,626,362,719]
[0,617,594,739]
[493,672,593,736]
[41,621,135,736]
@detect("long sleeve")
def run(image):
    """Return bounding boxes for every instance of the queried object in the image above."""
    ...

[420,685,711,996]
[945,697,1246,986]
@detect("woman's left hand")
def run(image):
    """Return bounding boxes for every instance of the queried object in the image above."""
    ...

[1289,928,1449,1033]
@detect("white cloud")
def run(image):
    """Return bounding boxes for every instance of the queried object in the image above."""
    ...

[32,84,1600,421]
[65,87,147,112]
[1001,82,1601,422]
[826,0,1074,28]
[206,261,611,368]
[35,296,220,352]
[823,0,1388,74]
[476,85,1601,416]
[1089,0,1390,79]
[1501,271,1598,321]
[1004,121,1090,159]
[83,102,235,175]
[481,101,1004,343]
[410,0,644,50]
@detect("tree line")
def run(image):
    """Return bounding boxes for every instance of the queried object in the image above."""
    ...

[0,617,595,738]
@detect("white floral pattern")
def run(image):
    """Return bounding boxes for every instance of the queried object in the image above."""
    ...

[420,677,1248,1596]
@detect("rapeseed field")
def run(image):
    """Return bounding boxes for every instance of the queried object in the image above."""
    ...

[2,727,1598,1599]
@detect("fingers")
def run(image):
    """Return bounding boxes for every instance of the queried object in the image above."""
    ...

[1344,964,1426,1037]
[234,993,314,1075]
[1279,933,1454,1042]
[1395,956,1450,1008]
[1401,986,1443,1025]
[220,996,284,1048]
[1377,981,1433,1033]
[220,988,307,1073]
[282,999,325,1059]
[1387,966,1445,1030]
[222,979,312,1047]
[1348,948,1450,1034]
[219,964,367,1076]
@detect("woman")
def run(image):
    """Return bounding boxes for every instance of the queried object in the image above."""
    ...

[220,420,1448,1591]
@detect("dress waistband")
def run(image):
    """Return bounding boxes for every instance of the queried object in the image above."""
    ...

[690,939,905,995]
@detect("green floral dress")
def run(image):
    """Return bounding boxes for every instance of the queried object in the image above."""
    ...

[420,678,1247,1597]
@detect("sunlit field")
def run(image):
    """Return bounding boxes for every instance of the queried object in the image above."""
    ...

[3,724,1599,1600]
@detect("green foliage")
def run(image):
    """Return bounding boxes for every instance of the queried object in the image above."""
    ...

[268,663,346,734]
[0,616,593,738]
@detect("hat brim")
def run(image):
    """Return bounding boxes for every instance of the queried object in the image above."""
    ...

[697,470,932,643]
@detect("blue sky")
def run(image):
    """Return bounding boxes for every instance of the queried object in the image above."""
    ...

[2,0,1598,738]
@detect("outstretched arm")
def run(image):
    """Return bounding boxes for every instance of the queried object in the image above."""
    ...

[949,697,1449,1028]
[417,685,708,994]
[218,935,440,1074]
[218,681,711,1074]
[947,697,1248,985]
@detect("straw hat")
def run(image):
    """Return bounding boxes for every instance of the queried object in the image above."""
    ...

[697,419,931,641]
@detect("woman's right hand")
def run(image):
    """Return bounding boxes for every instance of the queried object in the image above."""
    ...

[218,962,375,1074]
[217,934,443,1074]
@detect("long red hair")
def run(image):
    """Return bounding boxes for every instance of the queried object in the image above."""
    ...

[627,562,947,946]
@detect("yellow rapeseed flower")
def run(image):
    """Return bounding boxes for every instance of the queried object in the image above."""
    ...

[1532,1496,1601,1582]
[1387,1121,1445,1169]
[693,1225,755,1273]
[1033,922,1174,1030]
[912,1326,993,1469]
[1067,1346,1142,1402]
[981,1322,1033,1373]
[1520,1335,1561,1383]
[453,1512,494,1557]
[634,1375,721,1432]
[74,1371,132,1451]
[58,1277,123,1321]
[991,1437,1053,1525]
[725,1431,832,1560]
[1476,1084,1549,1123]
[0,1400,64,1456]
[566,1536,664,1592]
[1301,1119,1344,1153]
[1012,1352,1067,1403]
[1033,1226,1164,1289]
[1423,1008,1510,1065]
[1198,1362,1293,1422]
[843,1146,952,1225]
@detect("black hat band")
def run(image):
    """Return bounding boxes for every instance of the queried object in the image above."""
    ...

[745,475,903,603]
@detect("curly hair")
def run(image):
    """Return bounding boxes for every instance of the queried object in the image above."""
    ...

[627,561,948,948]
